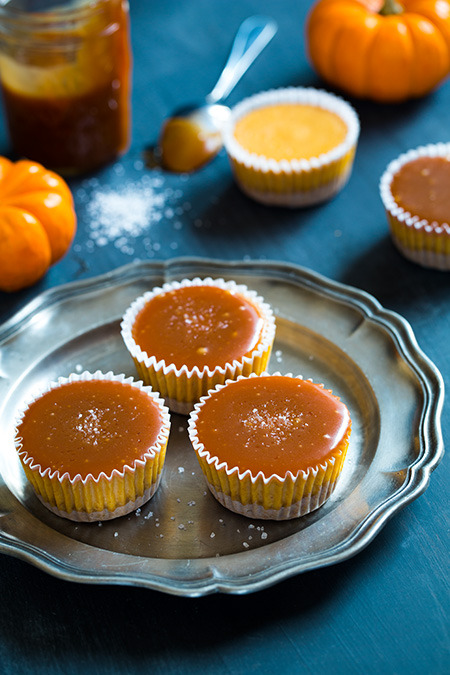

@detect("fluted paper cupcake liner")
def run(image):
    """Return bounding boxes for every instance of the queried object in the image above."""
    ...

[380,143,450,270]
[14,370,171,522]
[223,87,359,207]
[188,373,351,520]
[121,277,276,414]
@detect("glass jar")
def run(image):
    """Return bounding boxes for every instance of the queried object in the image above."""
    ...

[0,0,132,175]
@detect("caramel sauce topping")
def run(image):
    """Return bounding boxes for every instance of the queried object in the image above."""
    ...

[132,285,263,370]
[391,156,450,226]
[195,376,350,476]
[18,380,163,478]
[233,104,348,160]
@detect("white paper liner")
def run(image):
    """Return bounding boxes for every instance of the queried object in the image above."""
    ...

[207,476,339,520]
[240,175,352,208]
[35,479,162,522]
[188,372,350,520]
[223,86,360,206]
[392,243,450,271]
[380,142,450,270]
[14,370,171,521]
[121,277,276,413]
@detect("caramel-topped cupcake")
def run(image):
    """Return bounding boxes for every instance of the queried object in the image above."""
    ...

[14,371,171,521]
[188,373,351,520]
[223,87,359,207]
[121,278,276,414]
[380,143,450,270]
[233,103,348,161]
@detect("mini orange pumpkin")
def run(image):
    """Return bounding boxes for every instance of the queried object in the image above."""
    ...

[0,158,77,292]
[306,0,450,103]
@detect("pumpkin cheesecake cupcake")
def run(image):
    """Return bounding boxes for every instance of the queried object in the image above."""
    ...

[121,278,276,414]
[188,372,351,520]
[14,371,171,522]
[223,87,359,207]
[380,143,450,270]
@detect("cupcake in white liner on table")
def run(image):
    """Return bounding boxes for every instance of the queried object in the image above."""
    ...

[14,370,171,522]
[223,86,360,207]
[188,372,352,520]
[380,142,450,270]
[121,277,276,414]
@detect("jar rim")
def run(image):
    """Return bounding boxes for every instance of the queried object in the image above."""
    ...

[0,0,123,30]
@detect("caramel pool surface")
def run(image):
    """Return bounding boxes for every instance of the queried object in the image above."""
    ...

[391,155,450,225]
[233,104,348,160]
[194,375,350,476]
[131,284,263,369]
[17,380,163,477]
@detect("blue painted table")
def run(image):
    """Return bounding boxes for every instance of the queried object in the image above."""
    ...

[0,1,448,673]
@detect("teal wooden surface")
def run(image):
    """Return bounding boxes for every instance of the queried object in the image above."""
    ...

[0,1,448,673]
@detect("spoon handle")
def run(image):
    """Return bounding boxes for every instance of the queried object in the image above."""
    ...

[206,16,277,105]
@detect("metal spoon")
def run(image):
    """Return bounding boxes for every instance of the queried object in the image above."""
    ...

[158,15,277,173]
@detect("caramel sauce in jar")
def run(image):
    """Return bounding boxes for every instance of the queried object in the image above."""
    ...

[0,0,132,175]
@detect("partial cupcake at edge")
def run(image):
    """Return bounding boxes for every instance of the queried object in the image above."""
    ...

[14,370,171,522]
[380,142,450,270]
[223,86,360,207]
[188,372,352,520]
[121,277,276,414]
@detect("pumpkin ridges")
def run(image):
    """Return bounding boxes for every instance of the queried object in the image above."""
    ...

[405,0,450,51]
[306,0,450,102]
[0,207,51,292]
[0,158,76,292]
[366,17,416,101]
[306,7,346,82]
[0,160,74,203]
[0,157,13,186]
[0,161,37,200]
[3,190,77,264]
[326,13,381,98]
[402,13,449,96]
[306,1,370,83]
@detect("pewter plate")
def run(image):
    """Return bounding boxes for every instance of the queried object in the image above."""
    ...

[0,258,444,596]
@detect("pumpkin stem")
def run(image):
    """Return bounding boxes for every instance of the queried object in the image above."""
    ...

[379,0,404,15]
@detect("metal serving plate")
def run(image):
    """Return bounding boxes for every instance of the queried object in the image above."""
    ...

[0,258,444,596]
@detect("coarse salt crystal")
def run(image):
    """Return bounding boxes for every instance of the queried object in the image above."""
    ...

[83,174,180,255]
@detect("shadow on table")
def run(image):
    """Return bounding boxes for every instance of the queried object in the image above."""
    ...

[341,236,450,315]
[0,505,412,664]
[185,179,331,254]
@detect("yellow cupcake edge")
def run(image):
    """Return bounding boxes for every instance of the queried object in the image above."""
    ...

[223,87,360,206]
[14,370,171,521]
[188,372,351,520]
[380,143,450,270]
[121,277,276,413]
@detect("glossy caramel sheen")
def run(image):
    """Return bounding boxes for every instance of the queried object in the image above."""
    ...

[391,156,450,225]
[132,285,263,370]
[160,117,222,173]
[233,104,348,160]
[18,380,163,478]
[195,376,350,476]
